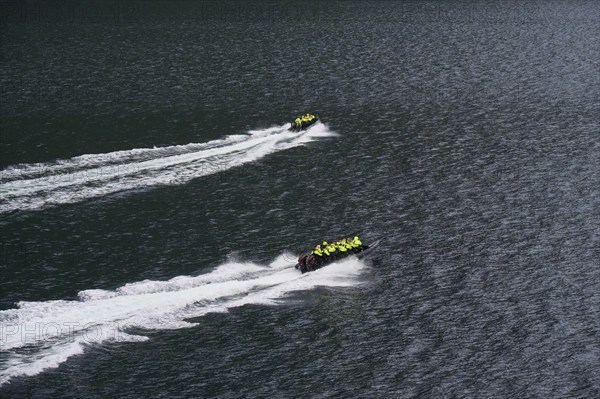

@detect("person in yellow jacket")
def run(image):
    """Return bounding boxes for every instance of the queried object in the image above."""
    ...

[343,239,353,251]
[352,236,362,249]
[312,245,323,257]
[294,117,302,128]
[326,243,337,258]
[318,241,325,254]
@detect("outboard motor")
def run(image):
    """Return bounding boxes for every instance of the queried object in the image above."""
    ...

[306,255,316,272]
[297,255,308,273]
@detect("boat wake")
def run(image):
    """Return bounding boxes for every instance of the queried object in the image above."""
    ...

[0,255,365,386]
[0,122,334,213]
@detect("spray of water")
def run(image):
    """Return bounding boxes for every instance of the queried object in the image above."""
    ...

[0,255,365,385]
[0,122,335,213]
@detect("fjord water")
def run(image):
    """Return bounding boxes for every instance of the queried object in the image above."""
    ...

[1,1,599,397]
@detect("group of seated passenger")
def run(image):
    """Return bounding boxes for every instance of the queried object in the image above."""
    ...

[293,114,316,128]
[311,236,363,259]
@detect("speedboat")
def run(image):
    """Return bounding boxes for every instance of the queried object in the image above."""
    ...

[295,238,380,273]
[289,114,319,132]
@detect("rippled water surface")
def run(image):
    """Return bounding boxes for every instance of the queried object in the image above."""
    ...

[1,1,599,398]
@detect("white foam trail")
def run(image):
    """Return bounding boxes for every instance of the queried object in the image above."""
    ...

[0,122,334,213]
[0,256,365,386]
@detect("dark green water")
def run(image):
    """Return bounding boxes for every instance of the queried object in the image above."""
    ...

[1,1,599,397]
